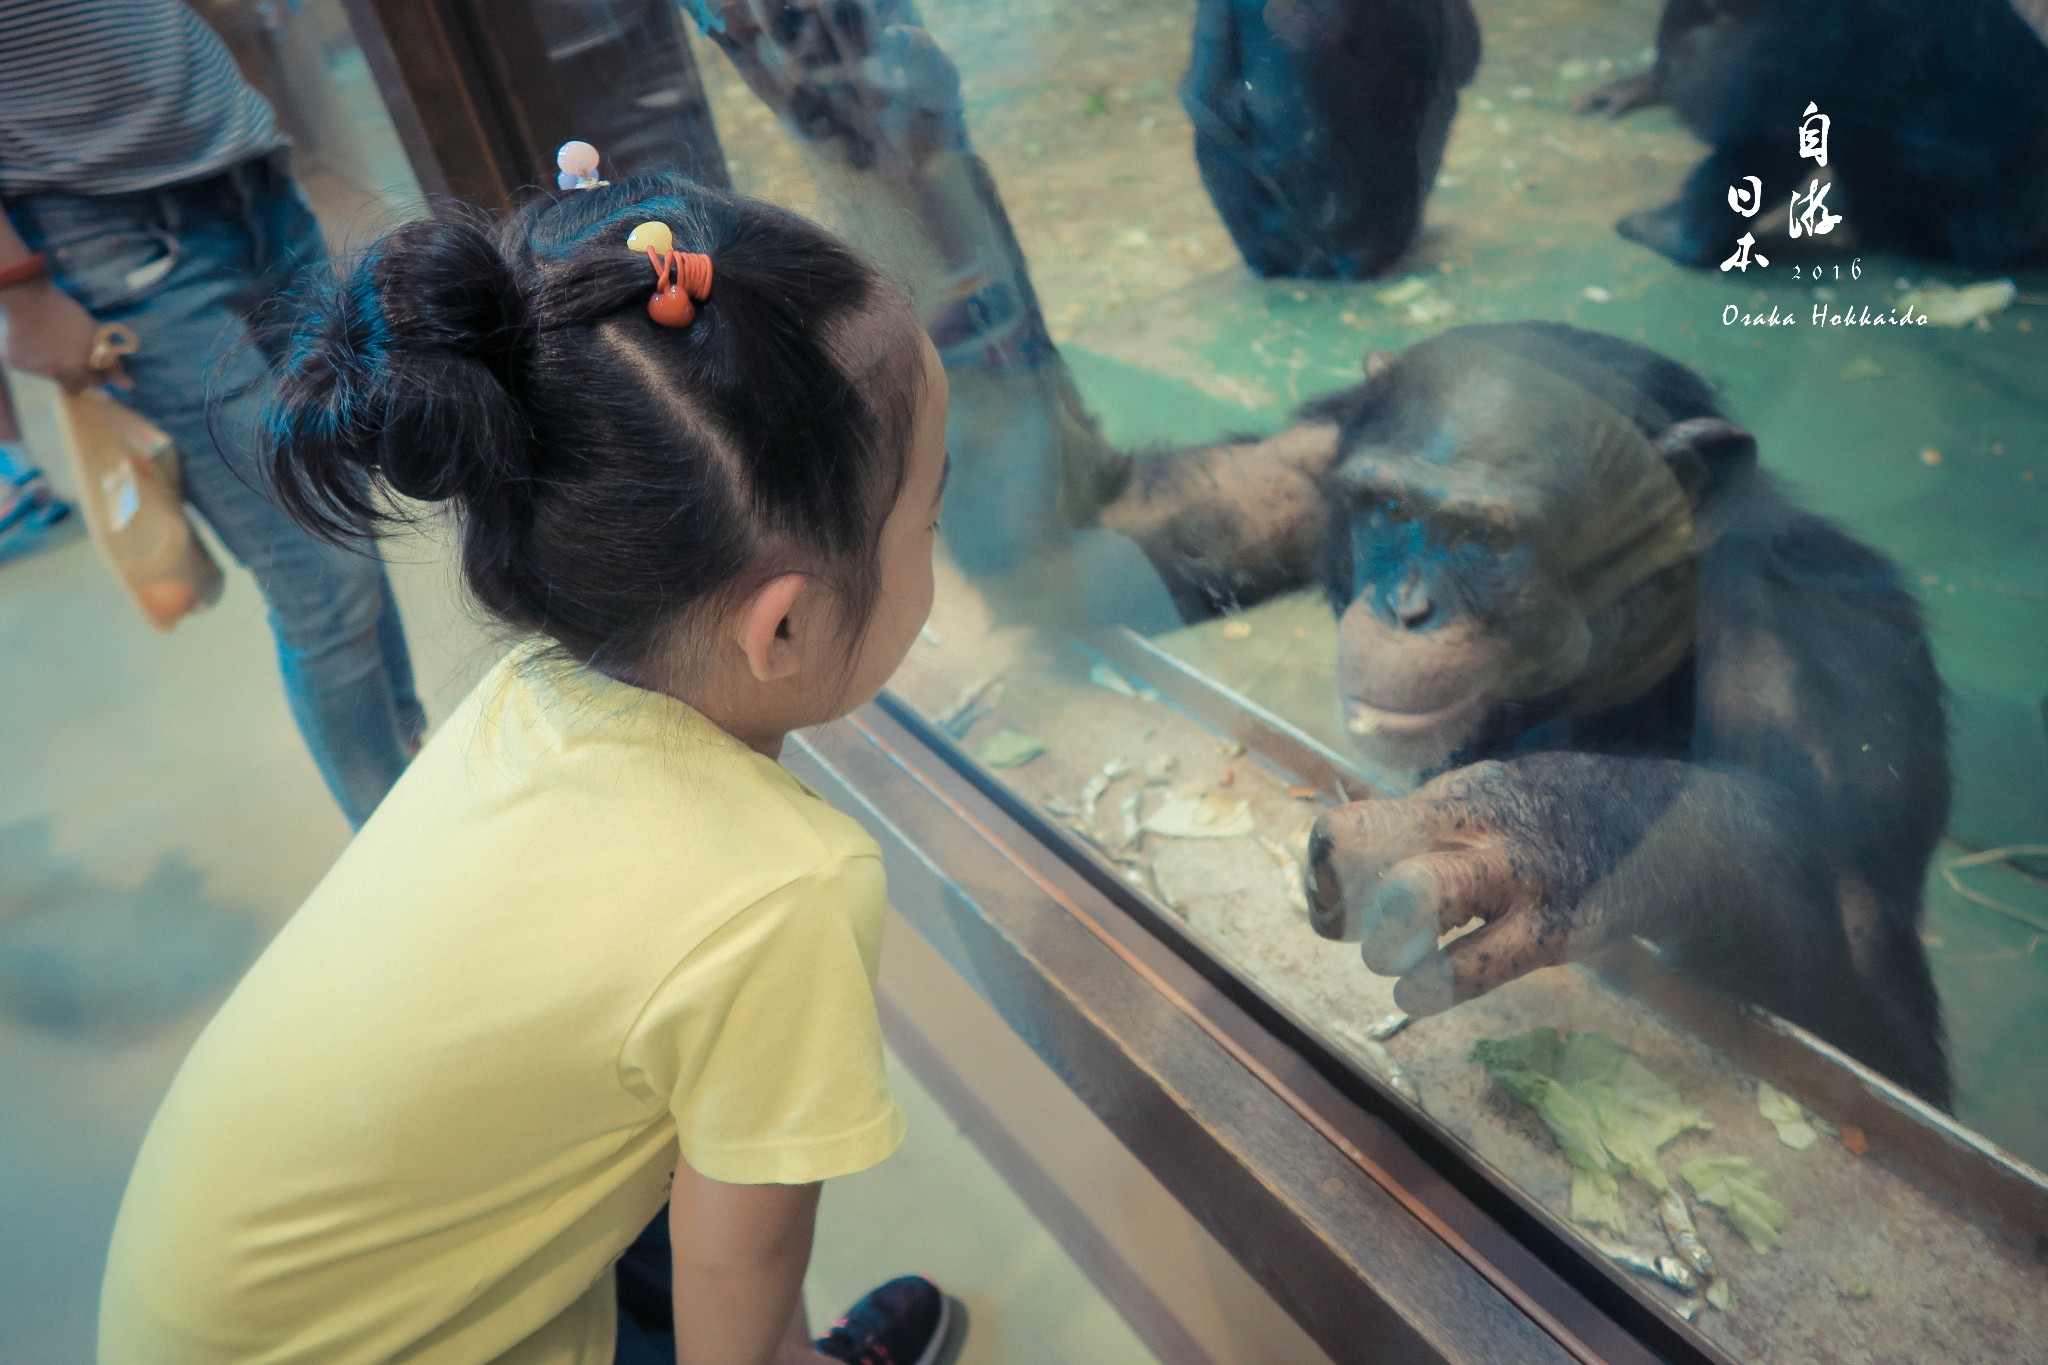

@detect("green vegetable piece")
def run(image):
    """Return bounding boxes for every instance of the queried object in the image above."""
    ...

[1756,1082,1800,1124]
[1590,1090,1669,1192]
[1471,1027,1563,1078]
[1556,1031,1625,1087]
[976,729,1047,768]
[1478,1029,1722,1223]
[1086,662,1160,702]
[1757,1082,1821,1150]
[1571,1166,1630,1237]
[1679,1157,1787,1253]
[1844,1281,1874,1301]
[1527,1076,1613,1175]
[1705,1281,1734,1311]
[1612,1056,1712,1150]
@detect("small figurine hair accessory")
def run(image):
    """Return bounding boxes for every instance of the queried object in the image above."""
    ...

[627,220,713,328]
[556,140,606,192]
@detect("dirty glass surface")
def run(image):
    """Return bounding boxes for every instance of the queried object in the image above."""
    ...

[668,1,2048,1356]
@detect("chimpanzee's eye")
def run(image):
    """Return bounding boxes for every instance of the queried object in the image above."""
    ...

[1437,517,1513,557]
[1469,523,1512,554]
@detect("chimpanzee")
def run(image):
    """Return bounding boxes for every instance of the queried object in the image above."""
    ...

[1182,0,1481,278]
[1071,323,1953,1106]
[1575,0,2048,269]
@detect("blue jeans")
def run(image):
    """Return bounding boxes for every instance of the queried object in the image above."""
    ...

[10,154,423,826]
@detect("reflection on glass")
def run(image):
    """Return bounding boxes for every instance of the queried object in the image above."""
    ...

[527,0,729,187]
[679,0,2048,1354]
[199,0,422,242]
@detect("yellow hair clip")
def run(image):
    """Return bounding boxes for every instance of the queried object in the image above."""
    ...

[627,220,711,328]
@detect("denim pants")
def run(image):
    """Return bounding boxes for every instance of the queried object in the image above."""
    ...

[10,154,423,826]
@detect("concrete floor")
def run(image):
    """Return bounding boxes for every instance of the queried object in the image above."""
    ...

[0,375,1156,1364]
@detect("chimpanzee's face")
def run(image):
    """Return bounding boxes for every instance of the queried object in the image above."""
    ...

[1310,336,1709,775]
[1321,453,1569,774]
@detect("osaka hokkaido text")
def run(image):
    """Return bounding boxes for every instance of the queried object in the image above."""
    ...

[1722,303,1930,327]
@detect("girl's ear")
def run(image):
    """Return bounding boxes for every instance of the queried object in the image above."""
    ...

[736,572,810,683]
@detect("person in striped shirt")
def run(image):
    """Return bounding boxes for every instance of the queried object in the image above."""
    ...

[0,0,421,826]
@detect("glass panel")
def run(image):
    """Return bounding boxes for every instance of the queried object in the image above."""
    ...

[199,0,424,242]
[676,0,2048,1353]
[524,0,729,188]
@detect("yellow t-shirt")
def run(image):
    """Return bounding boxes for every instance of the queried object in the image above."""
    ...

[99,649,907,1364]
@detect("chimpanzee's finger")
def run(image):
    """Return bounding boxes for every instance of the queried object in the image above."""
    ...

[1390,904,1578,1016]
[1356,848,1519,977]
[1306,798,1439,942]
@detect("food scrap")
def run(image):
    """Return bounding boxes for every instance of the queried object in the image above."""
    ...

[1473,1030,1721,1244]
[1841,1125,1869,1156]
[1335,1026,1424,1106]
[1472,1029,1711,1238]
[1076,757,1133,821]
[1256,835,1309,913]
[1757,1082,1821,1150]
[1087,661,1161,703]
[1365,1010,1412,1043]
[1679,1156,1787,1254]
[1658,1189,1715,1279]
[1143,789,1256,839]
[975,729,1047,768]
[1585,1234,1700,1294]
[1896,277,2017,327]
[937,671,1002,737]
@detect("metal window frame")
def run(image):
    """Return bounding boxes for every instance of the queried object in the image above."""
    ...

[336,0,725,209]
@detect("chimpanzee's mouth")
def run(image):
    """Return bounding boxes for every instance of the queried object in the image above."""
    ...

[1343,693,1484,739]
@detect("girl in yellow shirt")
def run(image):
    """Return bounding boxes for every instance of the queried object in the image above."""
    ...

[98,162,961,1365]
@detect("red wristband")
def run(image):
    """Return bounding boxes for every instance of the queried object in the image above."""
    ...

[0,251,50,291]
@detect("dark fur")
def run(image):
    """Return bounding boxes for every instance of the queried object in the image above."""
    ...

[1601,0,2048,268]
[1122,323,1952,1103]
[1182,0,1481,278]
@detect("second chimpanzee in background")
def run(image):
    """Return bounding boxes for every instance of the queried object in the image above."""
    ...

[1579,0,2048,269]
[1069,322,1953,1107]
[1182,0,1480,278]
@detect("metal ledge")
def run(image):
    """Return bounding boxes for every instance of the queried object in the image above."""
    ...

[791,703,1707,1365]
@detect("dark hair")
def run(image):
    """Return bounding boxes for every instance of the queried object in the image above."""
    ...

[262,173,922,678]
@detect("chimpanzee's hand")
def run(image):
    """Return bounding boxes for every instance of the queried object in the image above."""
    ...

[1307,760,1628,1016]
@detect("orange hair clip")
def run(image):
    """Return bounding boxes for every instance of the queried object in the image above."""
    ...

[648,249,713,328]
[627,220,711,328]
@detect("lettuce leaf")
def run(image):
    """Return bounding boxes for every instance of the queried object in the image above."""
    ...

[1571,1166,1630,1237]
[1680,1156,1786,1253]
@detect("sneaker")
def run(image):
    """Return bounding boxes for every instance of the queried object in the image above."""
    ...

[0,479,75,564]
[814,1275,966,1365]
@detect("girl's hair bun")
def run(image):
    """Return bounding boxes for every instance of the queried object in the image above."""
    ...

[263,216,537,538]
[258,172,921,676]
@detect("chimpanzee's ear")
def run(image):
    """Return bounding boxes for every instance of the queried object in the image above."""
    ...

[1364,349,1396,380]
[1654,417,1757,501]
